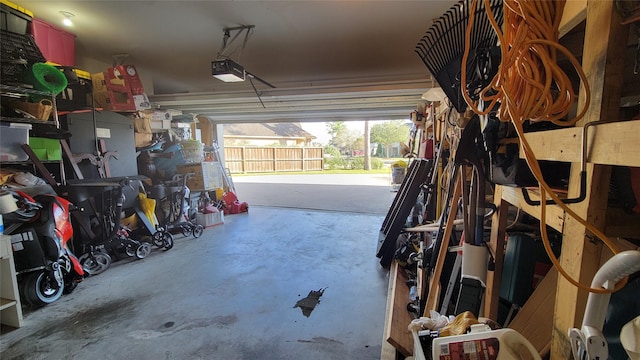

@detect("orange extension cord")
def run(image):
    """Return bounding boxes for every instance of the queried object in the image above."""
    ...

[461,0,626,294]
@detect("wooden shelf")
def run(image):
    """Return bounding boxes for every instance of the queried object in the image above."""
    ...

[383,2,638,359]
[383,261,414,357]
[519,120,640,167]
[0,234,23,328]
[486,2,637,359]
[0,297,18,311]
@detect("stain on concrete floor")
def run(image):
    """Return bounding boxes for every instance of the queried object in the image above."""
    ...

[294,288,325,317]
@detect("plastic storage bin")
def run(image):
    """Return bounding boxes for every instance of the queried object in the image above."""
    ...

[28,137,61,160]
[0,0,33,34]
[0,123,31,161]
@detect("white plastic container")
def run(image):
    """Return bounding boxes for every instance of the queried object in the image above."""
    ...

[431,325,540,360]
[0,123,32,161]
[621,315,640,360]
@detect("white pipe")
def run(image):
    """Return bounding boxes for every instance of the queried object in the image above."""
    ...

[582,250,640,331]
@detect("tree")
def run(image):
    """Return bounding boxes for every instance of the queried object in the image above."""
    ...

[326,121,361,155]
[323,144,344,169]
[370,121,410,158]
[326,121,347,139]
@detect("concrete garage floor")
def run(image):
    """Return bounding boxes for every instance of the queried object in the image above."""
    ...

[1,174,397,359]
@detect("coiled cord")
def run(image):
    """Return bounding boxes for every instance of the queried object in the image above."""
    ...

[462,0,626,294]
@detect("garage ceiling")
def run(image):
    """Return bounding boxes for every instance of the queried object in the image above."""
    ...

[15,0,459,123]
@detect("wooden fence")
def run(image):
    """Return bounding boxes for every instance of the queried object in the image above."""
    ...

[224,146,324,173]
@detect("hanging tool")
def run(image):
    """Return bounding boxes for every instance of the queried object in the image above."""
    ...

[415,0,504,113]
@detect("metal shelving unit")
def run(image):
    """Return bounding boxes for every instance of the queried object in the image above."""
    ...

[0,84,65,185]
[0,85,65,328]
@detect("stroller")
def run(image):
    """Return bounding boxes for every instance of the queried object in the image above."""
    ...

[152,173,204,239]
[66,177,172,276]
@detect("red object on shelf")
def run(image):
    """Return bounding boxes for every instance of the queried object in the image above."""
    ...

[108,65,145,95]
[92,88,136,112]
[29,18,75,66]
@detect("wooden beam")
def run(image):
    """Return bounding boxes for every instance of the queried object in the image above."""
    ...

[604,207,640,238]
[484,185,509,321]
[500,186,565,232]
[519,120,640,167]
[385,261,414,356]
[551,1,630,358]
[509,268,558,357]
[424,172,462,314]
[381,261,402,360]
[559,0,587,38]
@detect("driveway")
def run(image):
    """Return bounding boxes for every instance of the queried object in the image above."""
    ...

[232,173,397,215]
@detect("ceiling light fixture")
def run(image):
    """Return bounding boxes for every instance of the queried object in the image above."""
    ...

[60,11,74,26]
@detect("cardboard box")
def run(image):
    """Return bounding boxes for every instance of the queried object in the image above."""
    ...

[139,109,173,122]
[92,89,135,112]
[28,137,61,160]
[134,132,153,148]
[176,162,223,191]
[109,65,145,95]
[151,110,172,121]
[150,119,171,130]
[133,94,151,110]
[91,71,126,92]
[196,211,224,228]
[133,116,152,134]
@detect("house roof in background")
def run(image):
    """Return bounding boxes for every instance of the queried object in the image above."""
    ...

[223,122,315,139]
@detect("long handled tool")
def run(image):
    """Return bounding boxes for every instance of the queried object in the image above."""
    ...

[423,166,462,314]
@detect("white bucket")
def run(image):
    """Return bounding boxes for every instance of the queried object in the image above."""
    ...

[621,316,640,360]
[461,242,488,286]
